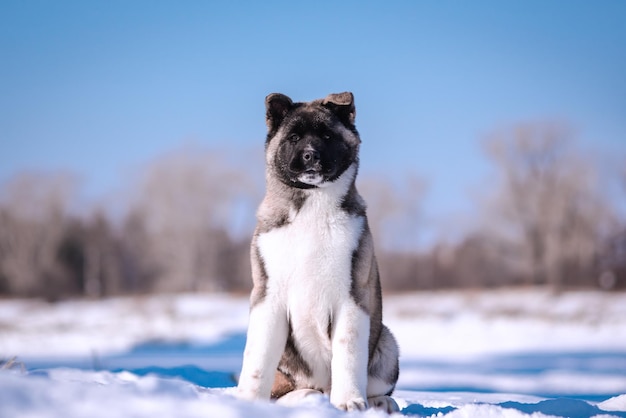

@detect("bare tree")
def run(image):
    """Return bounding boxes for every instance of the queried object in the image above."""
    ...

[128,146,257,292]
[481,122,613,289]
[0,172,79,298]
[597,161,626,289]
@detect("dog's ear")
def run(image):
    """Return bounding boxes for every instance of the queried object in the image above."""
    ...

[265,93,294,132]
[322,92,356,126]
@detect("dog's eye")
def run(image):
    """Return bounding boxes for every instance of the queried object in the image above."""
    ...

[289,134,300,143]
[322,133,332,141]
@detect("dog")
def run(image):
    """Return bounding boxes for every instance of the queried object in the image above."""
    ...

[236,92,399,412]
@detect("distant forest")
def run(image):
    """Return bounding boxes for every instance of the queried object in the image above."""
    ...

[1,122,625,300]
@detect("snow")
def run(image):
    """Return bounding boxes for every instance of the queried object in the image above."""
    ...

[386,290,626,358]
[0,294,251,356]
[2,369,625,418]
[1,289,626,418]
[600,395,626,412]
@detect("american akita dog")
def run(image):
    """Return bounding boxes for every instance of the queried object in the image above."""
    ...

[236,92,399,412]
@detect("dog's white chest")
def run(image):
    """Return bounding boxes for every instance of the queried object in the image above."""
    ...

[258,197,364,304]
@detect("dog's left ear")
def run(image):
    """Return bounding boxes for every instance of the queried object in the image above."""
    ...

[266,93,294,132]
[322,92,356,126]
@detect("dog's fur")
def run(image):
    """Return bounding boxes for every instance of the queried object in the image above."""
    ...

[236,92,399,412]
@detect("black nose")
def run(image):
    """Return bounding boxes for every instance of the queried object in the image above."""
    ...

[302,149,320,165]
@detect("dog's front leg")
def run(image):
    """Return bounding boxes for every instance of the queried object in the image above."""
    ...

[237,299,287,401]
[330,302,370,411]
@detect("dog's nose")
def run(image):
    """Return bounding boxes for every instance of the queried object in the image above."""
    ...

[302,149,320,165]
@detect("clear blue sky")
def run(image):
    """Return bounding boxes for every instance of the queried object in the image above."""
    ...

[1,1,625,238]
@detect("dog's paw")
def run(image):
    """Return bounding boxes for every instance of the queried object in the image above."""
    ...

[335,397,368,411]
[368,395,400,413]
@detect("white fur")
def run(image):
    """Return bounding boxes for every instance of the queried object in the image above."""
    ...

[238,163,372,409]
[237,298,287,400]
[297,172,323,186]
[329,304,370,409]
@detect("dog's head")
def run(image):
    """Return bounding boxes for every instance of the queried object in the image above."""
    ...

[264,92,361,189]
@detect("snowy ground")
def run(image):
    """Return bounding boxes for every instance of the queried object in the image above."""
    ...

[1,289,626,417]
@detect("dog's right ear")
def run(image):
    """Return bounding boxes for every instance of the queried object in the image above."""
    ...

[265,93,294,132]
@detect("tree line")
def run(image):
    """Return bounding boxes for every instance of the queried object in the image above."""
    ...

[1,123,625,300]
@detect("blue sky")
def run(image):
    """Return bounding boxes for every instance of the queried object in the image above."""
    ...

[1,1,625,238]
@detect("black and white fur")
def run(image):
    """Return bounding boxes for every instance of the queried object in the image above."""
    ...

[236,92,399,412]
